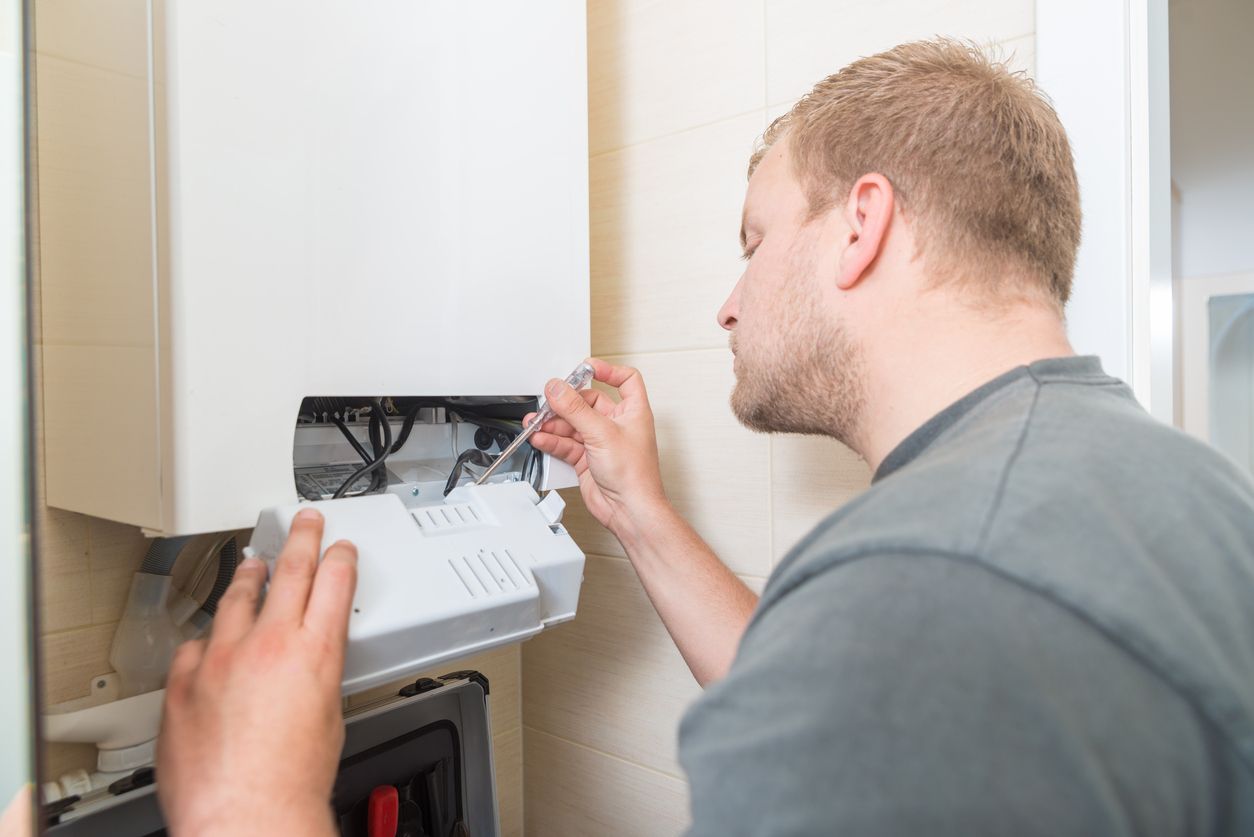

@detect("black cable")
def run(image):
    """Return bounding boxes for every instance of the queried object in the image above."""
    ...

[444,448,497,496]
[367,410,387,493]
[333,399,393,499]
[528,446,545,491]
[390,405,422,454]
[332,415,373,464]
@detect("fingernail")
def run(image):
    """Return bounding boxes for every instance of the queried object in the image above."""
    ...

[546,379,563,397]
[296,507,322,521]
[332,539,358,559]
[240,555,264,570]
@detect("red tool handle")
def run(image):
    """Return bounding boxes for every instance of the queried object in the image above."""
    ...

[367,785,399,837]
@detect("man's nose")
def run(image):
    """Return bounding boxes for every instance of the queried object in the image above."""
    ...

[718,282,741,331]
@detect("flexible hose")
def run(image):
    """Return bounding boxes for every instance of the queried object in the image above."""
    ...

[138,536,193,576]
[198,538,238,617]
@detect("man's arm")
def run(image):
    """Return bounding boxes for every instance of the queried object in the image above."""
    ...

[528,358,758,686]
[157,509,358,836]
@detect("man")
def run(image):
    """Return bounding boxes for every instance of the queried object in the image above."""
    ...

[157,40,1254,834]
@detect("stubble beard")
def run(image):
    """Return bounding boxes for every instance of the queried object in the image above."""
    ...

[729,311,867,449]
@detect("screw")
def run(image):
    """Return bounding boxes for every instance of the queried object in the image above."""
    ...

[95,680,106,689]
[410,487,421,496]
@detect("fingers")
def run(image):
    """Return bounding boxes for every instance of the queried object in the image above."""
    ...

[528,430,587,468]
[588,358,649,403]
[543,377,612,442]
[167,637,206,689]
[208,556,268,647]
[302,540,358,666]
[258,508,324,628]
[580,388,618,417]
[529,417,584,440]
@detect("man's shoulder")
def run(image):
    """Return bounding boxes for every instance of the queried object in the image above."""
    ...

[760,370,1254,785]
[682,551,1226,836]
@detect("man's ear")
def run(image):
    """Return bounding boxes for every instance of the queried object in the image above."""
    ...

[835,174,894,291]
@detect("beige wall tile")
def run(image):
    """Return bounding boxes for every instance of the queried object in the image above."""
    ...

[524,555,766,778]
[41,623,115,707]
[87,518,148,625]
[494,725,523,837]
[524,727,691,837]
[588,0,765,155]
[35,53,154,348]
[33,0,149,79]
[559,488,625,562]
[765,0,1035,106]
[770,434,871,564]
[35,505,90,634]
[591,111,765,357]
[564,349,772,577]
[43,742,98,783]
[522,554,702,777]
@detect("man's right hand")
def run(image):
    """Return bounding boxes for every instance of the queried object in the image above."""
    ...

[530,357,758,685]
[526,358,668,544]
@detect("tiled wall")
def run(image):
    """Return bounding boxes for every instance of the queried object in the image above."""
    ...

[520,2,1036,834]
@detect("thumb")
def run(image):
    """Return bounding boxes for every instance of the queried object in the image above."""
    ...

[544,378,610,442]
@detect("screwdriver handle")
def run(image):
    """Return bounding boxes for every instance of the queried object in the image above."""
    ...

[472,361,596,486]
[529,361,596,429]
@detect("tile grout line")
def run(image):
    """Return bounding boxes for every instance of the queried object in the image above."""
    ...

[522,725,689,785]
[41,620,117,640]
[589,106,766,161]
[514,640,525,832]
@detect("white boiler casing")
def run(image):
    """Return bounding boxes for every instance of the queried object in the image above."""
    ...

[37,2,590,535]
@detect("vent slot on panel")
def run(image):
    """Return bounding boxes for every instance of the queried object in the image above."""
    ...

[413,503,481,533]
[448,550,535,599]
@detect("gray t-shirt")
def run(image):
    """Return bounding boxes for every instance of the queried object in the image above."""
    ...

[680,356,1254,836]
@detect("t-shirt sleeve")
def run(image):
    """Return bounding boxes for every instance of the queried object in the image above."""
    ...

[678,553,1218,837]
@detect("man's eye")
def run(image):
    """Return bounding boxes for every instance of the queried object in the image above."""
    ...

[741,247,758,262]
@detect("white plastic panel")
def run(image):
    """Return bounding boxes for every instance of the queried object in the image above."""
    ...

[247,482,584,695]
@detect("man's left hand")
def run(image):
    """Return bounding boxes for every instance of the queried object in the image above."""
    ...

[156,508,357,836]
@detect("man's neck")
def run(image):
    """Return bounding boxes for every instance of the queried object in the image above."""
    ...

[852,302,1074,473]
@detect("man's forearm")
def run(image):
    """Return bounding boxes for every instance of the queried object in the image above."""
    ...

[614,502,759,687]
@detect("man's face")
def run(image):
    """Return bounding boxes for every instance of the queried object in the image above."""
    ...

[717,137,867,444]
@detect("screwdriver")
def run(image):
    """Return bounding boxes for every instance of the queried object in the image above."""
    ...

[473,361,597,486]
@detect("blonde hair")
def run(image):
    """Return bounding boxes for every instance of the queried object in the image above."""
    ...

[752,39,1081,308]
